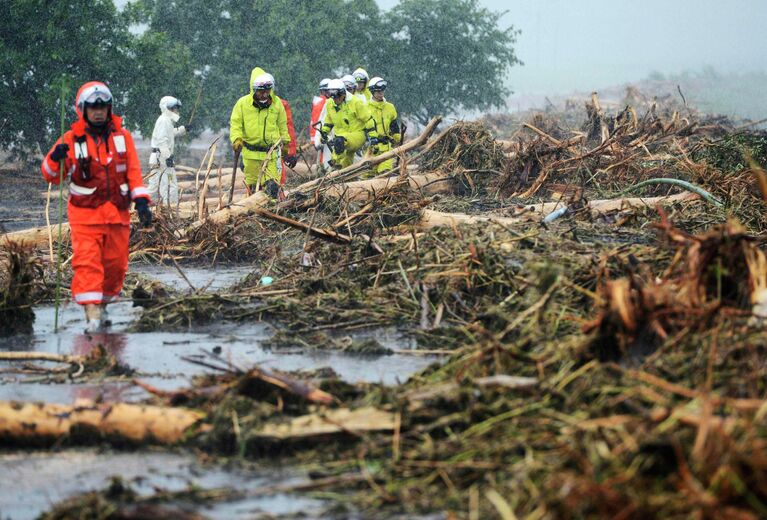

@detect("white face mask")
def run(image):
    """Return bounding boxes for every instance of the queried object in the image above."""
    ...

[168,110,180,122]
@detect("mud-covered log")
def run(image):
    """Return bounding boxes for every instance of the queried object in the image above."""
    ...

[0,400,203,445]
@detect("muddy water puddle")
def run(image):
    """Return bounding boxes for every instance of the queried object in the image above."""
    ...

[0,450,326,520]
[132,263,250,292]
[0,263,438,518]
[0,265,439,402]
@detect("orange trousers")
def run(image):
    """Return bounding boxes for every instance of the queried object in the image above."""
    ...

[70,223,130,305]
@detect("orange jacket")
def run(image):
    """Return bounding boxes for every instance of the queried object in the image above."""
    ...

[281,98,297,156]
[42,83,148,226]
[310,95,327,139]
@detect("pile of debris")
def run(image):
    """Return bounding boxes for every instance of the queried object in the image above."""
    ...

[3,89,767,518]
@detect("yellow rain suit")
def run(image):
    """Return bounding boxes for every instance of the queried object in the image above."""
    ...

[229,67,290,186]
[321,92,377,168]
[369,98,401,173]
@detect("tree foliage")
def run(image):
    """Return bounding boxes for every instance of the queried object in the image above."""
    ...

[0,0,131,155]
[1,0,521,155]
[377,0,522,125]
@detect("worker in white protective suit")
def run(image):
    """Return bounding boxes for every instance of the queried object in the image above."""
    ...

[148,96,186,208]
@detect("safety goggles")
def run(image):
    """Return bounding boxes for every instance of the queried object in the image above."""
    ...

[253,82,274,91]
[167,100,182,110]
[370,81,388,92]
[78,85,113,107]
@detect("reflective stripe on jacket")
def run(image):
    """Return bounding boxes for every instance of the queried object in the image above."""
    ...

[42,115,147,225]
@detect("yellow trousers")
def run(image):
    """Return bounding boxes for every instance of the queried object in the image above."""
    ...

[331,131,366,168]
[243,156,280,186]
[372,142,395,173]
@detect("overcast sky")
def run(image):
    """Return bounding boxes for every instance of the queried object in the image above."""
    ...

[116,0,767,95]
[378,0,767,94]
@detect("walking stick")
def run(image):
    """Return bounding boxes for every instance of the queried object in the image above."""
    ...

[54,81,67,332]
[228,147,241,205]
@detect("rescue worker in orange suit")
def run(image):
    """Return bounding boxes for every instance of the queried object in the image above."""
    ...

[41,81,152,332]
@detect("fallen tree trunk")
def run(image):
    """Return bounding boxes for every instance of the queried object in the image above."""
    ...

[418,192,700,229]
[0,352,82,364]
[0,400,203,445]
[323,172,450,202]
[2,223,70,249]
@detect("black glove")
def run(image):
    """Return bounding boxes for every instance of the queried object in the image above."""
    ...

[51,143,69,162]
[134,198,152,228]
[284,155,298,168]
[368,137,380,146]
[165,156,174,168]
[332,136,346,154]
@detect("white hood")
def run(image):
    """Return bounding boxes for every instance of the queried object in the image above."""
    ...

[159,96,181,122]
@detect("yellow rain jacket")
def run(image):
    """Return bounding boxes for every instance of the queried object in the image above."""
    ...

[229,67,290,184]
[321,93,377,168]
[369,98,401,173]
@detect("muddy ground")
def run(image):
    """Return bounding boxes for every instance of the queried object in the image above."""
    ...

[2,91,767,519]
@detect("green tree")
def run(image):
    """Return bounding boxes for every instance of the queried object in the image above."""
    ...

[129,0,382,137]
[0,0,132,156]
[114,30,198,138]
[376,0,521,125]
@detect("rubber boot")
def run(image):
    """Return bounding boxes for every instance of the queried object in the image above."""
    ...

[264,179,280,200]
[84,304,102,333]
[100,303,112,328]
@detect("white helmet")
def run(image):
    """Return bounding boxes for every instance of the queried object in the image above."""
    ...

[319,78,331,90]
[368,77,387,93]
[159,96,181,111]
[252,73,274,91]
[263,73,276,89]
[341,74,356,90]
[352,68,369,84]
[326,79,346,98]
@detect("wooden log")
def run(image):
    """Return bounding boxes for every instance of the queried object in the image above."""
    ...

[5,119,443,246]
[0,400,203,445]
[255,406,395,440]
[2,223,71,249]
[0,352,82,364]
[418,192,700,229]
[323,172,449,202]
